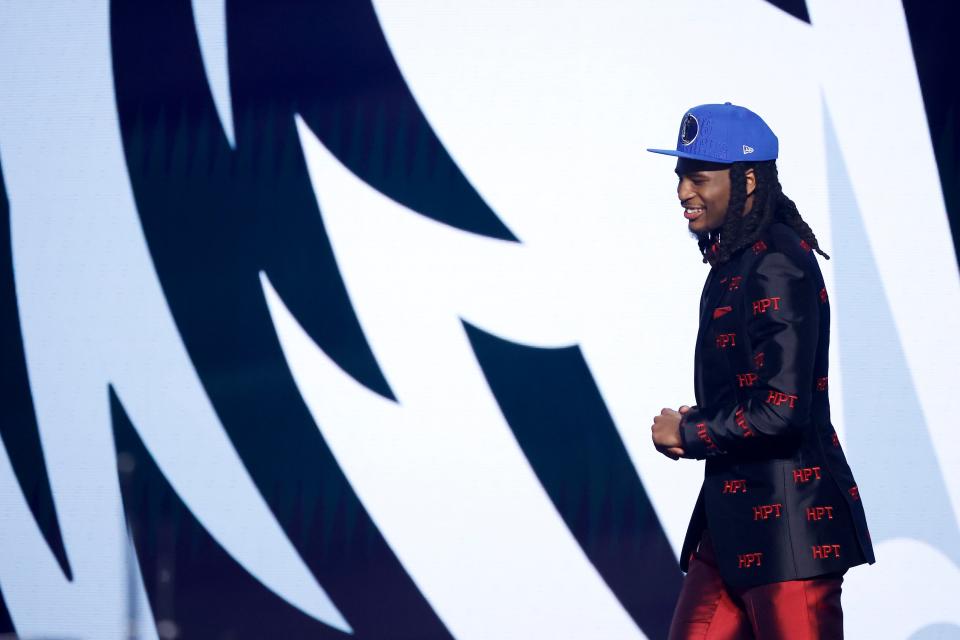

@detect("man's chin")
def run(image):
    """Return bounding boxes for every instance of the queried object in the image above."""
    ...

[688,222,709,239]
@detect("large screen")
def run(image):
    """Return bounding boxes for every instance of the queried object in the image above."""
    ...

[1,1,958,638]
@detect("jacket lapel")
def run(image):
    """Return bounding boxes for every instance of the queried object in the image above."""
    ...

[693,267,725,405]
[691,239,771,406]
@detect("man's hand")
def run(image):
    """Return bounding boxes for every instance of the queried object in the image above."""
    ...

[651,405,691,460]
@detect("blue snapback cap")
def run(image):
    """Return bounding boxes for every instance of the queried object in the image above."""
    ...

[647,102,778,163]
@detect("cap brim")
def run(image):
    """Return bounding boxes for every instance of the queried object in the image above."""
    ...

[646,148,733,163]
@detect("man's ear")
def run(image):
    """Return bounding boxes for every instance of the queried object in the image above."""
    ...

[745,167,757,197]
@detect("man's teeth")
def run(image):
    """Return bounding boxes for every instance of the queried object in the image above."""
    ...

[685,207,704,214]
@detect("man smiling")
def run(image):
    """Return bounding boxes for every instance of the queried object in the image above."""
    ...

[647,103,874,639]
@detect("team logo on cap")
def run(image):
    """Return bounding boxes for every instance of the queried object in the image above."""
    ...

[680,113,699,145]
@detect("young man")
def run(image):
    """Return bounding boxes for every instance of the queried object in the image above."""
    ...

[647,103,874,639]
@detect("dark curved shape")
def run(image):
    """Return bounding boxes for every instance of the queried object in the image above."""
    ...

[111,0,394,403]
[229,0,517,242]
[0,158,72,581]
[0,577,13,635]
[762,0,811,23]
[111,386,351,639]
[464,321,682,640]
[110,2,452,637]
[902,0,960,261]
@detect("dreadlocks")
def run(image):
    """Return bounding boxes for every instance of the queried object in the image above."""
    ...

[698,161,830,266]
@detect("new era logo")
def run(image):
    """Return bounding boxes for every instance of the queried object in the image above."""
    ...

[742,145,754,154]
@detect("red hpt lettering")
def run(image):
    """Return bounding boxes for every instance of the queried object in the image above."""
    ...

[753,503,783,520]
[752,297,782,315]
[734,407,754,437]
[793,466,822,483]
[766,391,798,408]
[736,373,759,387]
[716,333,737,349]
[812,544,841,560]
[738,552,764,568]
[805,506,835,521]
[722,479,747,494]
[695,422,718,451]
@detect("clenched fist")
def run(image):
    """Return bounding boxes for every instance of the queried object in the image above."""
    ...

[651,405,691,460]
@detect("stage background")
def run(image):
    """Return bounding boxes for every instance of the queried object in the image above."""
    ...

[1,1,959,638]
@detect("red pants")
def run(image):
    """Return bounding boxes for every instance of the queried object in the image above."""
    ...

[669,531,844,640]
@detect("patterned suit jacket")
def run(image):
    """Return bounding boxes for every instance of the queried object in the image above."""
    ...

[678,221,875,588]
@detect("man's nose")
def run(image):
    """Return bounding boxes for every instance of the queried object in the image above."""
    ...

[677,179,694,202]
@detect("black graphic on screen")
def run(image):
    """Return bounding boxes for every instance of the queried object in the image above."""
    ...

[112,387,363,639]
[0,157,72,582]
[465,322,683,640]
[762,0,810,23]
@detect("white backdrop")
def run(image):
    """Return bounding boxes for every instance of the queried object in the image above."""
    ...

[1,1,958,638]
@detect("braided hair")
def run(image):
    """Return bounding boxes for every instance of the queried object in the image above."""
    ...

[698,161,830,266]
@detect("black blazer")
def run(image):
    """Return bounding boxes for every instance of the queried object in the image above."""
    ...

[678,221,875,588]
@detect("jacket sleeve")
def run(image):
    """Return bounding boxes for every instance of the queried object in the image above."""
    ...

[679,249,819,459]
